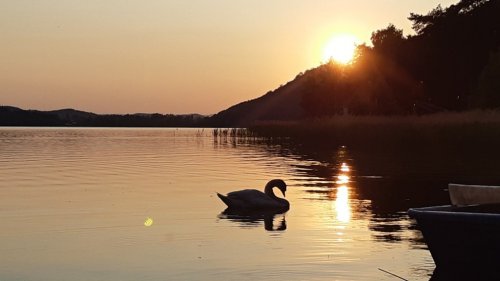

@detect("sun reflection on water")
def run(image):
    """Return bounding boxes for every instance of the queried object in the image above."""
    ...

[336,175,349,185]
[335,185,351,223]
[334,162,351,223]
[340,162,350,172]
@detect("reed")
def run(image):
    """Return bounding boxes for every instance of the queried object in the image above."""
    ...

[212,128,256,139]
[247,110,500,149]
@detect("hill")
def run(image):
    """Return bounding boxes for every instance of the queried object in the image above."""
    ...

[0,106,66,126]
[0,106,207,127]
[210,0,500,127]
[48,109,97,125]
[210,73,308,127]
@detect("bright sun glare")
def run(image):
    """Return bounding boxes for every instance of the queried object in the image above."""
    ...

[322,35,358,64]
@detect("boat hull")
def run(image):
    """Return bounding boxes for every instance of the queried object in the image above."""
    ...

[409,204,500,271]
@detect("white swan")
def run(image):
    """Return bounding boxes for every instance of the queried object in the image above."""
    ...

[217,179,289,210]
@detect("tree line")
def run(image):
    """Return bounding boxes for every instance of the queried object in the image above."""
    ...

[0,106,207,127]
[301,0,500,117]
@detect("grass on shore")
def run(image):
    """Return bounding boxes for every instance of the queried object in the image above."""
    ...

[246,110,500,149]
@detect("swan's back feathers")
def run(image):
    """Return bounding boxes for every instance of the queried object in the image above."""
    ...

[227,189,267,199]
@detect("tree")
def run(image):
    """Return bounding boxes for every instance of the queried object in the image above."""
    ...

[300,45,421,117]
[299,0,500,117]
[473,50,500,108]
[407,0,500,110]
[300,61,348,117]
[371,24,405,57]
[408,5,446,35]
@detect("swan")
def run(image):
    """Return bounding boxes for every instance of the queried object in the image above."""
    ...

[217,179,289,210]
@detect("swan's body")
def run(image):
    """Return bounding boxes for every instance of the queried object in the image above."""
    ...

[217,179,289,210]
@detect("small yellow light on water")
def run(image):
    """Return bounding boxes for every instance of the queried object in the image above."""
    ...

[144,217,153,227]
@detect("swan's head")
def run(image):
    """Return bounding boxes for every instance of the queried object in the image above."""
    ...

[267,179,287,197]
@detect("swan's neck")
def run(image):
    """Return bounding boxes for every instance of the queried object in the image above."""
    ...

[264,180,289,208]
[264,181,285,201]
[264,184,279,199]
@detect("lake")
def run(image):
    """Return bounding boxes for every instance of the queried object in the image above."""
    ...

[1,127,498,281]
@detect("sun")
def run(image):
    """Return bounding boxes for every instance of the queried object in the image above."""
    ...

[322,34,358,64]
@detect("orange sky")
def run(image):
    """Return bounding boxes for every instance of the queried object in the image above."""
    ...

[1,1,458,114]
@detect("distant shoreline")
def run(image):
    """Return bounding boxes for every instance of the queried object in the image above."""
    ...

[0,106,210,128]
[6,107,498,129]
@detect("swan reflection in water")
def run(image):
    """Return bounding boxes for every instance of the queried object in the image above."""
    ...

[218,208,287,231]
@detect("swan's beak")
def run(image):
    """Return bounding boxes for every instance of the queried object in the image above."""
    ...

[282,190,286,197]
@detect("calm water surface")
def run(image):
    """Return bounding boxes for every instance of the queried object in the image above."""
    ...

[1,128,497,281]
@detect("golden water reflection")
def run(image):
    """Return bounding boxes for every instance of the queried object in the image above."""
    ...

[335,185,351,223]
[336,175,349,185]
[0,129,441,281]
[334,162,352,223]
[340,162,350,172]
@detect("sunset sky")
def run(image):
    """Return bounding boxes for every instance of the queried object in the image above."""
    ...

[1,1,458,114]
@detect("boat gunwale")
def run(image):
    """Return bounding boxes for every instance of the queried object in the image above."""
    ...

[409,204,500,225]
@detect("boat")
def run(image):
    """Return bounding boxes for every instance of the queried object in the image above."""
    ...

[409,184,500,272]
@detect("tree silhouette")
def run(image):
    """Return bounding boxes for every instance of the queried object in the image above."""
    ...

[407,0,500,110]
[300,43,421,117]
[371,24,405,57]
[473,50,500,108]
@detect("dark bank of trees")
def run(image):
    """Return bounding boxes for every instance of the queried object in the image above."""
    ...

[0,106,208,127]
[0,106,66,126]
[87,113,206,127]
[301,0,500,117]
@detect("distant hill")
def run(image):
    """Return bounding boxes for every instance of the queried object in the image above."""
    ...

[48,108,97,125]
[210,73,308,127]
[0,106,66,126]
[0,106,207,127]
